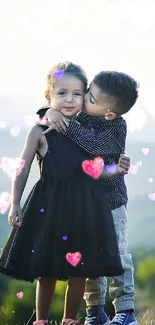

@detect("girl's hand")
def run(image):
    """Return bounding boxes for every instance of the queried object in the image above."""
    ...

[8,204,23,227]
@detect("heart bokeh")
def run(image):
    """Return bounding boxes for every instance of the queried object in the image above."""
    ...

[66,252,82,267]
[82,157,104,179]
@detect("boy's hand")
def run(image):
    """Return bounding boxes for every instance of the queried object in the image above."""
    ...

[100,155,130,179]
[118,154,130,174]
[8,204,23,227]
[42,108,69,134]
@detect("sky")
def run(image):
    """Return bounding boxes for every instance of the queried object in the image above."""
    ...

[0,0,155,126]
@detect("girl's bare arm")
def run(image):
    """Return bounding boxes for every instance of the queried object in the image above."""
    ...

[11,125,43,205]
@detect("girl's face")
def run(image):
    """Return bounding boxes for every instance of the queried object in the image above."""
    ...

[50,74,84,119]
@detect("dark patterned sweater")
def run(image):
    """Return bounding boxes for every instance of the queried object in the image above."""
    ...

[37,108,128,210]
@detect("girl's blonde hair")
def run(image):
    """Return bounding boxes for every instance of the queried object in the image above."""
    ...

[45,61,88,103]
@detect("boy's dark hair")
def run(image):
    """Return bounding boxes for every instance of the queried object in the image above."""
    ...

[92,71,139,115]
[45,61,88,103]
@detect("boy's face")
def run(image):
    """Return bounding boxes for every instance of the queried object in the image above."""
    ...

[50,74,84,119]
[84,82,117,120]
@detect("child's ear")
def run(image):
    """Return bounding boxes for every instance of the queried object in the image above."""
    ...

[45,90,51,103]
[105,111,117,120]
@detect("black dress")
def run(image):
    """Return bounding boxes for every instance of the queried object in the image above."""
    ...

[0,127,124,282]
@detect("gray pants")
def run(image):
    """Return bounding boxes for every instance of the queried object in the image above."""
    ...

[84,206,135,313]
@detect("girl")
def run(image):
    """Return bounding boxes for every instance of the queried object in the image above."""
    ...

[0,62,123,325]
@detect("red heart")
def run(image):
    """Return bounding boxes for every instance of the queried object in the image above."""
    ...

[66,252,82,266]
[82,157,104,179]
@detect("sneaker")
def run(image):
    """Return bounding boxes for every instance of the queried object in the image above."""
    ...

[110,313,138,325]
[84,305,110,325]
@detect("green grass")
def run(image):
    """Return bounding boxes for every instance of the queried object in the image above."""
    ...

[1,314,155,325]
[137,310,155,325]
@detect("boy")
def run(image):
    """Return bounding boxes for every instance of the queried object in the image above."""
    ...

[38,70,138,325]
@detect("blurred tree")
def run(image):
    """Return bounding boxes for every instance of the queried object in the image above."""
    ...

[136,256,155,300]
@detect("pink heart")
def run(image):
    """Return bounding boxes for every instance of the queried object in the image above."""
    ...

[0,192,11,214]
[142,148,149,155]
[148,193,155,201]
[10,127,20,137]
[0,157,11,174]
[148,178,153,183]
[82,157,104,179]
[66,252,82,267]
[54,69,64,80]
[16,169,22,177]
[15,159,25,178]
[129,164,139,175]
[0,157,25,181]
[136,161,142,166]
[15,158,25,170]
[16,291,24,299]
